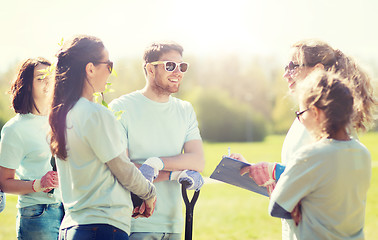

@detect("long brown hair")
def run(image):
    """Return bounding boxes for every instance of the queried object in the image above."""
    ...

[49,35,105,160]
[11,57,51,114]
[293,39,376,131]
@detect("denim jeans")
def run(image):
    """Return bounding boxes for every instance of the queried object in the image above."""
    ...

[59,224,129,240]
[0,190,5,213]
[129,232,181,240]
[17,202,64,240]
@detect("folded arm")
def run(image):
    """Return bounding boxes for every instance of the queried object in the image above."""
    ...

[269,202,292,219]
[269,201,302,225]
[160,139,205,172]
[129,139,205,183]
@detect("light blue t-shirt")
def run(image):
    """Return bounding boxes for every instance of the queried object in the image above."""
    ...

[110,91,202,233]
[0,113,61,208]
[57,97,132,234]
[280,119,360,239]
[271,138,371,240]
[280,119,314,239]
[281,119,314,165]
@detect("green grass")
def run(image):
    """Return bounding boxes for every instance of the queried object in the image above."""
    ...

[0,194,17,240]
[1,133,377,239]
[202,135,285,177]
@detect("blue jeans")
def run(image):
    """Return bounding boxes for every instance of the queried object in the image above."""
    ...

[129,232,181,240]
[0,190,5,213]
[59,224,129,240]
[17,202,64,240]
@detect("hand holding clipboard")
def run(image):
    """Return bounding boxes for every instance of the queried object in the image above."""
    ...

[210,157,269,197]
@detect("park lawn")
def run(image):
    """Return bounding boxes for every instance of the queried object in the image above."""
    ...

[196,132,378,239]
[0,133,377,239]
[0,193,17,239]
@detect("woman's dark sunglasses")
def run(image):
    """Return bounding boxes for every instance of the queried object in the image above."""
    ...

[284,61,301,72]
[150,61,189,73]
[93,60,113,73]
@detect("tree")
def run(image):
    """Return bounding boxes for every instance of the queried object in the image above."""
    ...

[270,69,296,134]
[184,87,267,142]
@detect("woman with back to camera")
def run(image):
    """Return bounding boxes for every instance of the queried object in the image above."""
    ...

[49,35,156,240]
[268,70,371,239]
[0,57,63,239]
[231,39,376,239]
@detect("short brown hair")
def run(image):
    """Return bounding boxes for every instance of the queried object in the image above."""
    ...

[143,41,183,74]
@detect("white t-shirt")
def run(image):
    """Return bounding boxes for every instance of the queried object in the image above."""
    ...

[57,97,132,234]
[0,113,61,208]
[109,91,202,233]
[281,119,314,165]
[271,138,371,240]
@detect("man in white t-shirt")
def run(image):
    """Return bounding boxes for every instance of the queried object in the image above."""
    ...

[110,41,205,240]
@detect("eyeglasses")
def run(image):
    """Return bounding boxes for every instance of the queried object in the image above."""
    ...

[295,108,309,121]
[149,61,189,73]
[284,61,302,75]
[93,60,113,73]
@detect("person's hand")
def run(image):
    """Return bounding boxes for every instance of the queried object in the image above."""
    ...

[240,162,277,195]
[132,196,157,219]
[228,153,247,163]
[170,170,204,191]
[291,201,302,226]
[139,157,164,182]
[33,171,59,193]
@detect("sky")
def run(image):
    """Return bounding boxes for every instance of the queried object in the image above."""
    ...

[1,0,378,74]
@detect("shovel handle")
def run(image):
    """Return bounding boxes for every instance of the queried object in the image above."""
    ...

[181,181,200,240]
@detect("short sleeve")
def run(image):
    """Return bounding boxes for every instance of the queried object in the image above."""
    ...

[109,100,128,147]
[185,103,201,142]
[0,126,23,169]
[83,107,126,163]
[269,154,315,212]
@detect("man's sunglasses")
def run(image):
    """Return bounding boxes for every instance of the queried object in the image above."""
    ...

[93,60,113,73]
[149,61,189,73]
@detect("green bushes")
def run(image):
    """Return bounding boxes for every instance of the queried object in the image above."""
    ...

[187,88,267,142]
[0,87,14,132]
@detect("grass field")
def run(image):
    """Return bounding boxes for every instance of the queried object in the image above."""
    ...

[0,133,377,239]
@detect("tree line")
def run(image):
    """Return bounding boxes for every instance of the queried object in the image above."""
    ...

[1,54,377,141]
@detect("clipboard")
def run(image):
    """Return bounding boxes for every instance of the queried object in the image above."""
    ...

[210,157,269,197]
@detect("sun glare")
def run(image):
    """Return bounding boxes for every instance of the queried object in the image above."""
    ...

[176,0,254,55]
